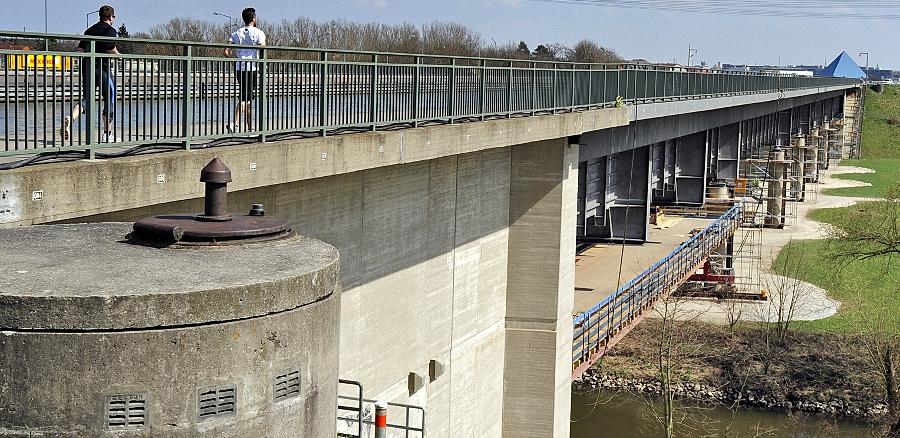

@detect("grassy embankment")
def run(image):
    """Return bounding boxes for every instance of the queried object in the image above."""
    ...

[777,86,900,335]
[827,86,900,197]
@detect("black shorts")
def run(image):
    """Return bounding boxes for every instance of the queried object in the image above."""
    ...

[236,70,258,102]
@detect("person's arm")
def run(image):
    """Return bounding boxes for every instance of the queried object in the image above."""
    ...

[224,41,232,57]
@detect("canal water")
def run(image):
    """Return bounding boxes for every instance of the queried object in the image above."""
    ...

[572,390,876,437]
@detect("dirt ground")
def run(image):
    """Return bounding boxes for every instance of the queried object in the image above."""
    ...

[599,318,882,416]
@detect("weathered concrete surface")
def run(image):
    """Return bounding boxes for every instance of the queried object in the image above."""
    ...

[0,108,628,228]
[0,224,339,330]
[503,139,577,438]
[63,150,515,438]
[0,223,341,437]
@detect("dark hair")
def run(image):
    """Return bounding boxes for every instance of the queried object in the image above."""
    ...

[99,5,114,21]
[241,7,256,25]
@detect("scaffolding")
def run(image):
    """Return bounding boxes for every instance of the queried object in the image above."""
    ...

[840,90,863,159]
[824,119,843,162]
[790,134,819,204]
[730,219,763,297]
[739,147,799,229]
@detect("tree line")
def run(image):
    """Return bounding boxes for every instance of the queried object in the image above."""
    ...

[120,17,622,63]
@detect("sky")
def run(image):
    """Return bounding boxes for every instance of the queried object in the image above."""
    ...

[4,0,894,69]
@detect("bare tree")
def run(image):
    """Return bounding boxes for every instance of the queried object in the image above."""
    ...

[845,288,900,437]
[569,39,623,64]
[642,297,714,438]
[759,241,813,343]
[720,299,745,334]
[827,184,900,261]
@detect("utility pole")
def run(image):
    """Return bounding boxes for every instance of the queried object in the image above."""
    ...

[687,45,698,67]
[85,9,99,29]
[859,52,870,82]
[44,0,48,50]
[213,11,236,31]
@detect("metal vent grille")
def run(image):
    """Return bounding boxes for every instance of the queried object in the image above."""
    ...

[274,369,301,403]
[106,395,147,429]
[198,384,237,420]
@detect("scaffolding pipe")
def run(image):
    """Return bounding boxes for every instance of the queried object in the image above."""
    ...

[766,148,786,228]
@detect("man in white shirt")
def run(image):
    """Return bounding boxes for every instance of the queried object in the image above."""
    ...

[224,7,266,133]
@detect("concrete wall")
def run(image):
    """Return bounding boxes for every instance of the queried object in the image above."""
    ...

[0,108,627,228]
[71,148,518,438]
[503,139,577,437]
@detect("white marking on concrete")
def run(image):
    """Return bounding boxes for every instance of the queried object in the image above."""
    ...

[31,190,43,201]
[0,188,20,223]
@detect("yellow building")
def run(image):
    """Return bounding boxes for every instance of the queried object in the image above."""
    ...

[5,54,73,71]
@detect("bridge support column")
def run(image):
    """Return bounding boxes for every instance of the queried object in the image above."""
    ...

[502,138,577,438]
[674,132,707,205]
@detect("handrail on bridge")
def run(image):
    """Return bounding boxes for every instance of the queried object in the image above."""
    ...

[0,30,860,167]
[572,203,744,378]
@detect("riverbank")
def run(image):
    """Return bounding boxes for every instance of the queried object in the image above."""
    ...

[574,319,886,423]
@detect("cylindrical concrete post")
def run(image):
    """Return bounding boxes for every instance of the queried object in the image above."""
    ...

[0,223,341,437]
[766,148,785,228]
[374,400,388,438]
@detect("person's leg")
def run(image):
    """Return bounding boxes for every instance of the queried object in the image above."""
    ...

[230,70,247,133]
[244,102,253,131]
[60,67,90,141]
[245,71,258,131]
[101,73,117,139]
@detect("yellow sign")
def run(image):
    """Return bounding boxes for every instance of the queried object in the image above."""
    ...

[6,54,73,71]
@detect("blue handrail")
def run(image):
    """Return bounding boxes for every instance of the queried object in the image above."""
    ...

[573,203,743,369]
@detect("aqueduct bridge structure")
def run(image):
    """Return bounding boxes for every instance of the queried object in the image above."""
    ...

[0,31,861,437]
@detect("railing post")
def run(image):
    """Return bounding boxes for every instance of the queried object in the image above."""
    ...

[412,56,420,128]
[552,64,558,113]
[506,60,513,117]
[181,45,192,150]
[448,58,456,124]
[85,41,97,158]
[319,51,328,137]
[570,64,576,110]
[258,48,267,142]
[479,59,486,120]
[530,62,536,116]
[370,54,378,131]
[587,67,593,108]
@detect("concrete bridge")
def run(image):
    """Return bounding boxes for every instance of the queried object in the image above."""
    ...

[0,31,861,437]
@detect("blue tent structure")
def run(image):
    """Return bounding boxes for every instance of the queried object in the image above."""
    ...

[820,52,866,79]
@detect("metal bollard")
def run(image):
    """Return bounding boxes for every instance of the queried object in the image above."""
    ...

[374,400,388,438]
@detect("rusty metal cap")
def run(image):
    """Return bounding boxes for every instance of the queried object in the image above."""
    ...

[200,158,233,184]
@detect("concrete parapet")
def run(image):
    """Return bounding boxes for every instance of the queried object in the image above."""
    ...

[0,223,341,437]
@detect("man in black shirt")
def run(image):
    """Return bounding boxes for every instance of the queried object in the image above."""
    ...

[60,5,120,143]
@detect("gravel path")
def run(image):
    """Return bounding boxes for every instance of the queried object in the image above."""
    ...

[671,164,875,324]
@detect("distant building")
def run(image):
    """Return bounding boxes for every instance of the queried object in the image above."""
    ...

[819,52,866,79]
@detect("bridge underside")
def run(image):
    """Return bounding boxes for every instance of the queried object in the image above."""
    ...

[576,88,853,243]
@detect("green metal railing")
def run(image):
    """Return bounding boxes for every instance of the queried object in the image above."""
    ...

[0,30,859,164]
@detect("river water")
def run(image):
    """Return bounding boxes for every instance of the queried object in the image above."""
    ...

[571,390,876,437]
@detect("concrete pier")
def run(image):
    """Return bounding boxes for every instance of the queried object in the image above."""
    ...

[0,223,340,437]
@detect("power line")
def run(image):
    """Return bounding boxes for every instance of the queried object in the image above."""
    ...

[526,0,900,19]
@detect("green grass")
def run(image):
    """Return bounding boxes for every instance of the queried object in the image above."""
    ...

[860,86,900,159]
[822,86,900,198]
[773,202,900,334]
[775,238,900,334]
[825,159,900,197]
